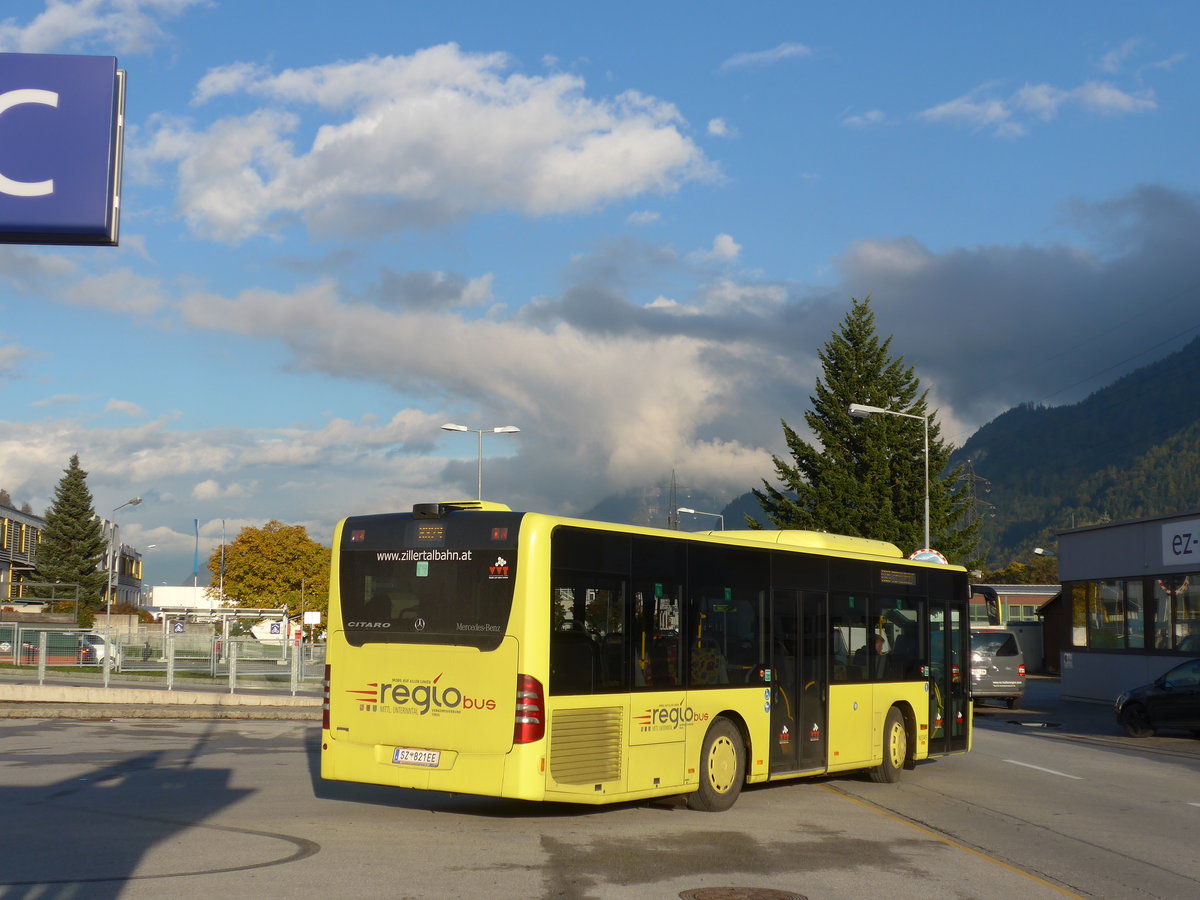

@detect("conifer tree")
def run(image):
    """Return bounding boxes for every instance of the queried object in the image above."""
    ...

[32,455,109,608]
[754,297,978,563]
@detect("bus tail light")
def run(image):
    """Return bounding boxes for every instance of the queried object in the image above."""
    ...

[514,674,545,744]
[322,664,331,730]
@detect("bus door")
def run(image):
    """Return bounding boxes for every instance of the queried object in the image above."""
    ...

[770,589,827,773]
[928,588,970,755]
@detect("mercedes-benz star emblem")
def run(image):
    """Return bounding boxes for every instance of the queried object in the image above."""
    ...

[414,617,426,632]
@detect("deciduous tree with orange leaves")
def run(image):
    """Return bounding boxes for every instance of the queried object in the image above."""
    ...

[206,520,330,620]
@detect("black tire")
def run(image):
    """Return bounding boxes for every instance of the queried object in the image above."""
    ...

[1006,696,1022,710]
[1118,703,1154,738]
[686,717,745,812]
[870,706,907,784]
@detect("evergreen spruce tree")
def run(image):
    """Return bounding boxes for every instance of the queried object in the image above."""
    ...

[32,455,109,610]
[754,297,978,563]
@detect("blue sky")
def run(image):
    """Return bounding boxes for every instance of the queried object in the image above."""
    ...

[1,1,1198,585]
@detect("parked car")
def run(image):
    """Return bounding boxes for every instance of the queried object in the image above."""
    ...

[1114,658,1200,737]
[970,629,1025,709]
[77,633,121,669]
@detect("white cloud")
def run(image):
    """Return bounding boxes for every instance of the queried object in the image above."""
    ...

[1073,81,1156,115]
[171,273,777,507]
[106,399,146,417]
[689,233,741,263]
[626,210,661,226]
[1098,38,1143,74]
[919,85,1025,138]
[142,44,715,242]
[921,77,1156,137]
[720,42,812,71]
[1013,83,1069,120]
[192,479,252,501]
[61,269,166,316]
[0,340,33,380]
[710,233,741,261]
[31,393,87,408]
[707,118,737,137]
[841,109,887,128]
[0,0,205,54]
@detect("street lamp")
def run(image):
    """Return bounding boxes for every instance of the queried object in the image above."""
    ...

[677,507,724,530]
[849,402,930,550]
[106,497,142,620]
[441,423,521,500]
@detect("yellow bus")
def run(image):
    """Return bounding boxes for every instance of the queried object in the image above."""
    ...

[321,501,971,811]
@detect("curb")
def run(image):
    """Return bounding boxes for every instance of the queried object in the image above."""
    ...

[0,702,321,720]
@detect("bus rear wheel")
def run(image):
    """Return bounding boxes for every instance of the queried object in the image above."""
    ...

[870,706,907,784]
[687,717,745,812]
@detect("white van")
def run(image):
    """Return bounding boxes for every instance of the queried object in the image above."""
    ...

[970,629,1025,709]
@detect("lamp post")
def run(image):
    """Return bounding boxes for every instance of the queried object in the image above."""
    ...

[677,507,724,530]
[106,497,142,620]
[441,423,521,500]
[849,402,930,550]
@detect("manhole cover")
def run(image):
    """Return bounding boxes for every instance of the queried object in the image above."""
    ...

[680,890,806,900]
[1008,721,1062,728]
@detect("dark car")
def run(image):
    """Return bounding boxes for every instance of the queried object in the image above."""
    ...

[1114,658,1200,737]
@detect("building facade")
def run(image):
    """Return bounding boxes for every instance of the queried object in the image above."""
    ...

[1052,510,1200,702]
[0,504,143,610]
[0,505,43,601]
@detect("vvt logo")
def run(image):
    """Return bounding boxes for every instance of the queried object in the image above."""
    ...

[0,53,125,246]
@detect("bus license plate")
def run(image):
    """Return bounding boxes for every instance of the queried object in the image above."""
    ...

[392,747,440,767]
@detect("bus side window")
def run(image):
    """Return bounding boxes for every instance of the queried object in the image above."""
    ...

[550,630,600,695]
[830,592,870,683]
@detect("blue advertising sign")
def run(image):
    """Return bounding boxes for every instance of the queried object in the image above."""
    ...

[0,53,125,245]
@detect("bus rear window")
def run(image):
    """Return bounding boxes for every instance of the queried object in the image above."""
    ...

[339,512,522,650]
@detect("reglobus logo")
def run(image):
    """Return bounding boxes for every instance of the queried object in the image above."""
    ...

[634,701,710,731]
[346,673,496,715]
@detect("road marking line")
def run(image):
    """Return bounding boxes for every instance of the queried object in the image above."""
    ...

[1004,759,1082,779]
[822,784,1084,898]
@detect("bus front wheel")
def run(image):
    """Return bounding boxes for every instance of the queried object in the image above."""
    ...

[869,706,907,784]
[687,717,745,812]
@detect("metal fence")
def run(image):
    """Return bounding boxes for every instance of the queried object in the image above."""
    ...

[0,623,324,695]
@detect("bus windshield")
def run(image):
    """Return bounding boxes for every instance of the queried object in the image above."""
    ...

[338,511,523,650]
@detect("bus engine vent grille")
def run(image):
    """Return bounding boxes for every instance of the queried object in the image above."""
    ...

[549,707,622,785]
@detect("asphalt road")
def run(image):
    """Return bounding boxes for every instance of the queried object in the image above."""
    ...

[0,678,1196,899]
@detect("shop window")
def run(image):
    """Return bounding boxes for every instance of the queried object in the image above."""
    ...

[1155,574,1200,651]
[1071,584,1088,647]
[1126,581,1144,649]
[1089,581,1124,649]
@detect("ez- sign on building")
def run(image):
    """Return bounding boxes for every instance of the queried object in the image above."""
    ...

[1052,511,1200,702]
[0,52,125,246]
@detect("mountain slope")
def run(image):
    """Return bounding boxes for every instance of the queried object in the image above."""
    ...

[952,335,1200,562]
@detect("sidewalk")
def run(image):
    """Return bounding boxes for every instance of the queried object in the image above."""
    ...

[0,670,321,720]
[971,674,1119,737]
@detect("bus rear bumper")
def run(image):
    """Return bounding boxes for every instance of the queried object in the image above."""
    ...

[321,733,546,802]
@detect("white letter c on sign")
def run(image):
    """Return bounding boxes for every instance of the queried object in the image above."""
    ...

[0,88,59,197]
